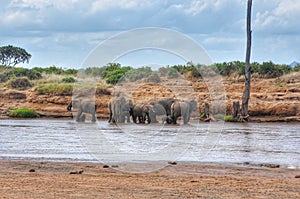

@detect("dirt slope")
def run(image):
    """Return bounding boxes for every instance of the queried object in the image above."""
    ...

[0,72,299,122]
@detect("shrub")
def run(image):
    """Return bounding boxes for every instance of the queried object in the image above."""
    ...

[10,108,38,118]
[0,73,9,82]
[214,114,225,120]
[126,67,152,82]
[257,61,291,78]
[13,67,41,80]
[64,69,78,75]
[101,63,123,78]
[84,67,105,77]
[7,77,32,90]
[96,83,111,95]
[145,72,161,83]
[35,83,73,95]
[159,67,179,78]
[292,65,300,72]
[103,65,132,85]
[61,77,76,83]
[224,115,238,122]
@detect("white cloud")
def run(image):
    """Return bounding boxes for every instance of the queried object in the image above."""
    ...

[0,10,29,24]
[185,0,241,16]
[0,0,298,67]
[89,0,156,13]
[9,0,80,10]
[254,0,300,32]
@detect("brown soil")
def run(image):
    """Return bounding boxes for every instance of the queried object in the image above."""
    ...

[0,161,299,198]
[1,72,300,122]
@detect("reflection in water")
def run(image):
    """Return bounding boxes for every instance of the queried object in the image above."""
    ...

[0,120,299,169]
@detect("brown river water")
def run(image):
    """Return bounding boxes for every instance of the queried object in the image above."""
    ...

[0,119,299,171]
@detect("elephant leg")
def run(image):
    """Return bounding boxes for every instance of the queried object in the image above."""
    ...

[76,109,83,122]
[108,111,112,123]
[172,116,177,124]
[183,115,188,124]
[120,113,125,123]
[133,115,137,123]
[139,116,144,123]
[92,112,96,122]
[147,113,151,124]
[150,113,157,123]
[126,113,130,123]
[80,114,86,122]
[186,113,191,124]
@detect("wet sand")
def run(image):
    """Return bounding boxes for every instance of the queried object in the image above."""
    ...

[0,161,299,198]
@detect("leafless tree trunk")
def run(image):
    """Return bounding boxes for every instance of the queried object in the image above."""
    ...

[233,101,240,118]
[204,102,210,119]
[241,0,252,121]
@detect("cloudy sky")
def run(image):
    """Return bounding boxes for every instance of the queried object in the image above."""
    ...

[0,0,299,68]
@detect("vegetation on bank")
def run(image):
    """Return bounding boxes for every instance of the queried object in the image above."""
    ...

[0,61,299,93]
[10,108,38,118]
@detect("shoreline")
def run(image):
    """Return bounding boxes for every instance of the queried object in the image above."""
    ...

[0,160,299,198]
[2,115,300,123]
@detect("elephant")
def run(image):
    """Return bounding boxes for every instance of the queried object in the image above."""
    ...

[156,98,177,116]
[67,99,97,122]
[131,103,155,124]
[108,96,133,123]
[162,115,173,124]
[170,100,197,124]
[147,103,166,123]
[147,98,177,123]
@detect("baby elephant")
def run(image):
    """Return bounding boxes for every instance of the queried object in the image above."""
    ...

[162,115,173,124]
[67,99,97,122]
[131,103,154,124]
[171,100,197,124]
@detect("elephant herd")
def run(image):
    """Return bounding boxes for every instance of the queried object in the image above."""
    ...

[108,96,197,125]
[67,97,197,124]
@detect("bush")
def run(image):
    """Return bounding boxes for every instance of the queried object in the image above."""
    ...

[292,65,300,72]
[64,69,78,75]
[10,108,38,118]
[213,61,245,76]
[35,83,73,95]
[61,77,76,83]
[159,67,179,78]
[0,73,9,82]
[214,114,225,120]
[224,115,238,122]
[213,114,238,122]
[145,72,161,83]
[84,66,106,77]
[7,77,32,90]
[257,61,291,78]
[126,67,152,82]
[104,66,132,84]
[13,67,42,80]
[96,83,111,95]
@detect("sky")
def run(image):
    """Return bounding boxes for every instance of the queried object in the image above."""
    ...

[0,0,299,69]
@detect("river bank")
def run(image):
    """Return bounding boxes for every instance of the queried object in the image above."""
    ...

[0,72,300,122]
[0,160,299,198]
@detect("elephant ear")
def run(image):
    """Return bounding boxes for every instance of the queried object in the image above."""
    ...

[189,100,198,111]
[153,104,166,115]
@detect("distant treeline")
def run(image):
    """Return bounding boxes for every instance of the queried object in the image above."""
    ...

[0,61,299,85]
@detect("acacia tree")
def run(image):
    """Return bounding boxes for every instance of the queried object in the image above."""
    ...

[241,0,252,120]
[0,45,31,66]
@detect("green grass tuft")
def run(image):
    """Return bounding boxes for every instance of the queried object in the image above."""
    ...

[35,83,73,95]
[224,115,238,122]
[10,108,38,118]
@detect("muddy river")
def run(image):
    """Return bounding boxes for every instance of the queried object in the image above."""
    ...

[0,119,299,171]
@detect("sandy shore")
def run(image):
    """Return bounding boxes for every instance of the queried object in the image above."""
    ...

[0,161,299,198]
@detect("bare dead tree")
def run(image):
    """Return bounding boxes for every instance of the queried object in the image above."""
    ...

[241,0,252,121]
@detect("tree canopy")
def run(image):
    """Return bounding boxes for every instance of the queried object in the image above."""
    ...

[0,45,31,66]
